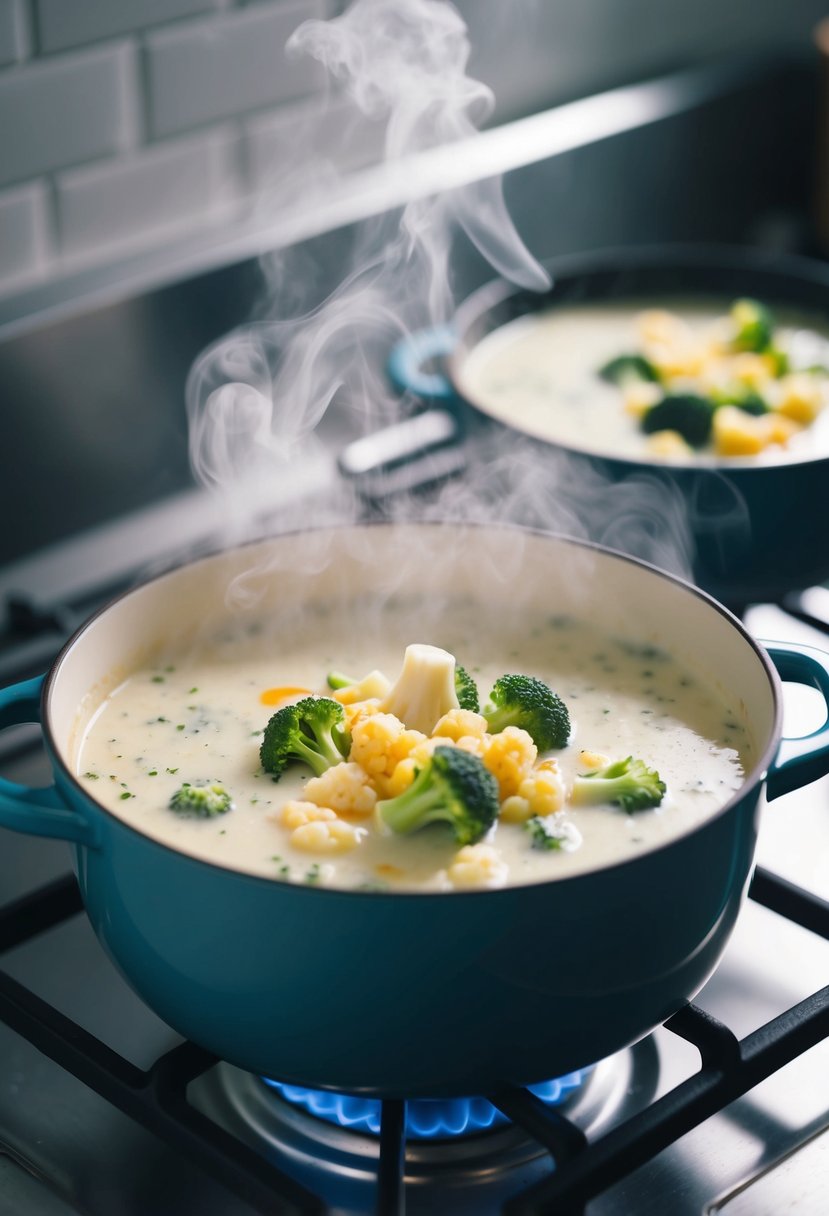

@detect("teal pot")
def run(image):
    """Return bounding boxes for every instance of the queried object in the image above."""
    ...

[389,246,829,605]
[1,525,829,1098]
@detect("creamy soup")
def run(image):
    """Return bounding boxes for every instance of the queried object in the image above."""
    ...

[458,300,829,464]
[75,607,751,892]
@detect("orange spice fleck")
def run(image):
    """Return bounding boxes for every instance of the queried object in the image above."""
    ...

[375,863,405,879]
[259,686,311,707]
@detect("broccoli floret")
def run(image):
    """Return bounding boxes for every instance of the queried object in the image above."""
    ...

[766,347,789,377]
[599,354,661,384]
[376,745,499,845]
[483,674,570,750]
[455,665,480,712]
[709,385,770,416]
[260,696,349,779]
[641,394,715,447]
[731,298,774,353]
[525,815,564,850]
[734,393,770,417]
[169,783,233,818]
[570,756,666,814]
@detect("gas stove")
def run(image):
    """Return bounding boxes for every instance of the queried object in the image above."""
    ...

[1,54,828,1216]
[1,601,827,1216]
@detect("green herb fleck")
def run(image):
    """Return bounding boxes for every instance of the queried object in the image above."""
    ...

[119,791,134,800]
[151,675,165,684]
[148,770,158,776]
[176,724,185,731]
[83,771,99,780]
[166,766,178,775]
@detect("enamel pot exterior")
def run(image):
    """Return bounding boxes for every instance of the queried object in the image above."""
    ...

[3,525,829,1098]
[69,775,759,1096]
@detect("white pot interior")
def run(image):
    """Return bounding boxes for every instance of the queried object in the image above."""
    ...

[48,524,778,790]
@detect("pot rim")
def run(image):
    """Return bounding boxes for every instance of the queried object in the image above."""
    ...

[447,241,829,472]
[42,520,784,898]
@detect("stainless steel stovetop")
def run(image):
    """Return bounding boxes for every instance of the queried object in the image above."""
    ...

[1,55,828,1216]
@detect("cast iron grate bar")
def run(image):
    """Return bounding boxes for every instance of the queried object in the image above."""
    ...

[0,872,83,953]
[749,865,829,939]
[376,1100,406,1216]
[503,987,829,1216]
[0,967,324,1216]
[490,1086,587,1163]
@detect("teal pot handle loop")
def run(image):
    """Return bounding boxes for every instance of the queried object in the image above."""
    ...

[0,676,98,846]
[763,641,829,801]
[387,325,457,401]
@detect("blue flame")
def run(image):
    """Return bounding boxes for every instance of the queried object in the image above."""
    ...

[262,1069,591,1140]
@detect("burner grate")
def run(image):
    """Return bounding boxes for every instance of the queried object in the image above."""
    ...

[0,868,826,1216]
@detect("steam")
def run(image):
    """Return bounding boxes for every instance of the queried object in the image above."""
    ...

[185,0,702,599]
[186,0,548,522]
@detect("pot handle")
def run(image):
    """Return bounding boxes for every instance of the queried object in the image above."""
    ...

[387,325,457,401]
[764,641,829,801]
[0,676,98,846]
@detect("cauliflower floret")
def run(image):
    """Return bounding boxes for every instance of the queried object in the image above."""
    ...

[433,708,488,741]
[499,795,533,823]
[332,670,392,706]
[384,757,419,798]
[304,762,377,818]
[410,734,453,765]
[731,352,775,390]
[578,749,610,772]
[637,309,692,348]
[776,374,825,424]
[517,759,565,816]
[644,429,693,460]
[762,413,801,446]
[291,817,360,854]
[342,699,383,732]
[482,726,537,800]
[279,800,336,829]
[454,734,488,758]
[622,380,662,418]
[500,760,565,821]
[647,344,705,381]
[278,801,360,852]
[712,406,770,456]
[448,843,508,889]
[349,712,425,779]
[380,644,460,733]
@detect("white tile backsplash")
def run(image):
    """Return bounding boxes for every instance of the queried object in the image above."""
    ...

[36,0,220,53]
[56,126,239,258]
[0,180,49,286]
[0,0,27,66]
[0,41,136,188]
[0,0,825,303]
[144,0,330,139]
[245,91,385,189]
